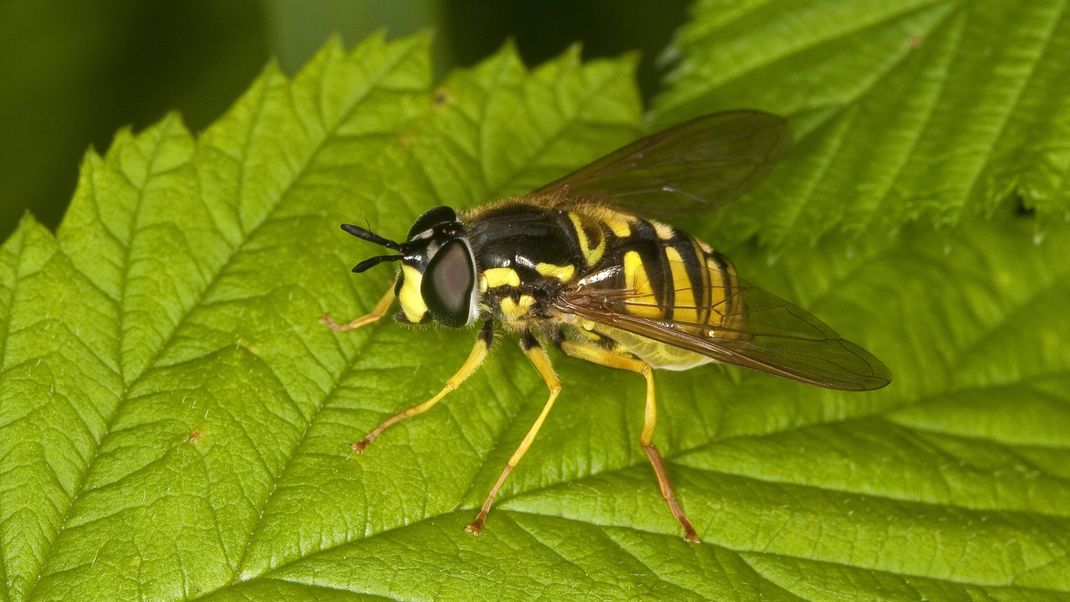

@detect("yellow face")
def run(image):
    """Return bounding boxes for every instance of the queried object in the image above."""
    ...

[397,264,429,323]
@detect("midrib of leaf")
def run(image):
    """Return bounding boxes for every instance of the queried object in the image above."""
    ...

[20,35,429,599]
[232,191,1068,598]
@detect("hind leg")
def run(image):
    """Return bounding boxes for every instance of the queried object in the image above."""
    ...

[560,339,700,543]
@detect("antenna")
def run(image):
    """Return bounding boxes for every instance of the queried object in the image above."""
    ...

[340,223,402,250]
[352,255,401,273]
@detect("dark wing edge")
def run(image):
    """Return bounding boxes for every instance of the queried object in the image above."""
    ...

[534,110,792,219]
[554,282,892,392]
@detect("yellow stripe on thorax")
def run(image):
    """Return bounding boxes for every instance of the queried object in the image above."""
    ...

[535,262,575,282]
[568,212,606,266]
[653,221,675,240]
[605,215,632,237]
[481,267,520,292]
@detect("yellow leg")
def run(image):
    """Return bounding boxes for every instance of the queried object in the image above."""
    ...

[353,321,494,453]
[560,339,700,543]
[466,332,561,536]
[321,284,396,332]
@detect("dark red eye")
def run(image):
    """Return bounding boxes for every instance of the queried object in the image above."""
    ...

[421,239,475,327]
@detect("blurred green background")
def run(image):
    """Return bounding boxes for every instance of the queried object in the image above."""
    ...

[0,0,688,240]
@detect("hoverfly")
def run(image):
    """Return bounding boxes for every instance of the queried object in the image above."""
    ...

[322,110,891,543]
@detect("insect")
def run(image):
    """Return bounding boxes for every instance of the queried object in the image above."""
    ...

[322,110,892,542]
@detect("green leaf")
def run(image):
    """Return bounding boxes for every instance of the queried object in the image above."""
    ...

[654,0,1070,249]
[2,30,1069,602]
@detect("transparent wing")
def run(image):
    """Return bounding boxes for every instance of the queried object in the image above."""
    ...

[535,111,792,219]
[554,275,891,391]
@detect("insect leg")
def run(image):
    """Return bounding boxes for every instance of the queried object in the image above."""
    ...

[320,283,396,332]
[353,320,494,453]
[559,339,700,543]
[465,331,561,536]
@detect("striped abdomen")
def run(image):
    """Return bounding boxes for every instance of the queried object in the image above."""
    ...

[569,206,745,368]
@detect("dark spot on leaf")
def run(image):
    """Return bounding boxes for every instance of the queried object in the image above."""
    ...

[432,87,451,109]
[1014,195,1035,217]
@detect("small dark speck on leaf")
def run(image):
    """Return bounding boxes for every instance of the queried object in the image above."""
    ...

[432,87,451,109]
[906,35,923,48]
[1014,195,1036,217]
[187,430,204,444]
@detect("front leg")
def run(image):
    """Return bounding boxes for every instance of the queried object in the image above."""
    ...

[353,319,494,453]
[321,283,396,332]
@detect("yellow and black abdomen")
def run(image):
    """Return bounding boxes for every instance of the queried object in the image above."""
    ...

[569,205,746,369]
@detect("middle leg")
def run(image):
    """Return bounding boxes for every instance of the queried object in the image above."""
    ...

[465,331,561,536]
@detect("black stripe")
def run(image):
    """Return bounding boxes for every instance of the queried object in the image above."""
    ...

[671,234,707,323]
[692,240,711,327]
[710,250,735,320]
[557,211,587,267]
[520,330,539,350]
[478,319,495,347]
[628,219,669,316]
[581,220,602,248]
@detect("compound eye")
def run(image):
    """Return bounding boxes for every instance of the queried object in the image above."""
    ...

[421,239,475,327]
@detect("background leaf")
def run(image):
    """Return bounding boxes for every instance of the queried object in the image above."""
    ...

[0,18,1068,602]
[654,0,1070,250]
